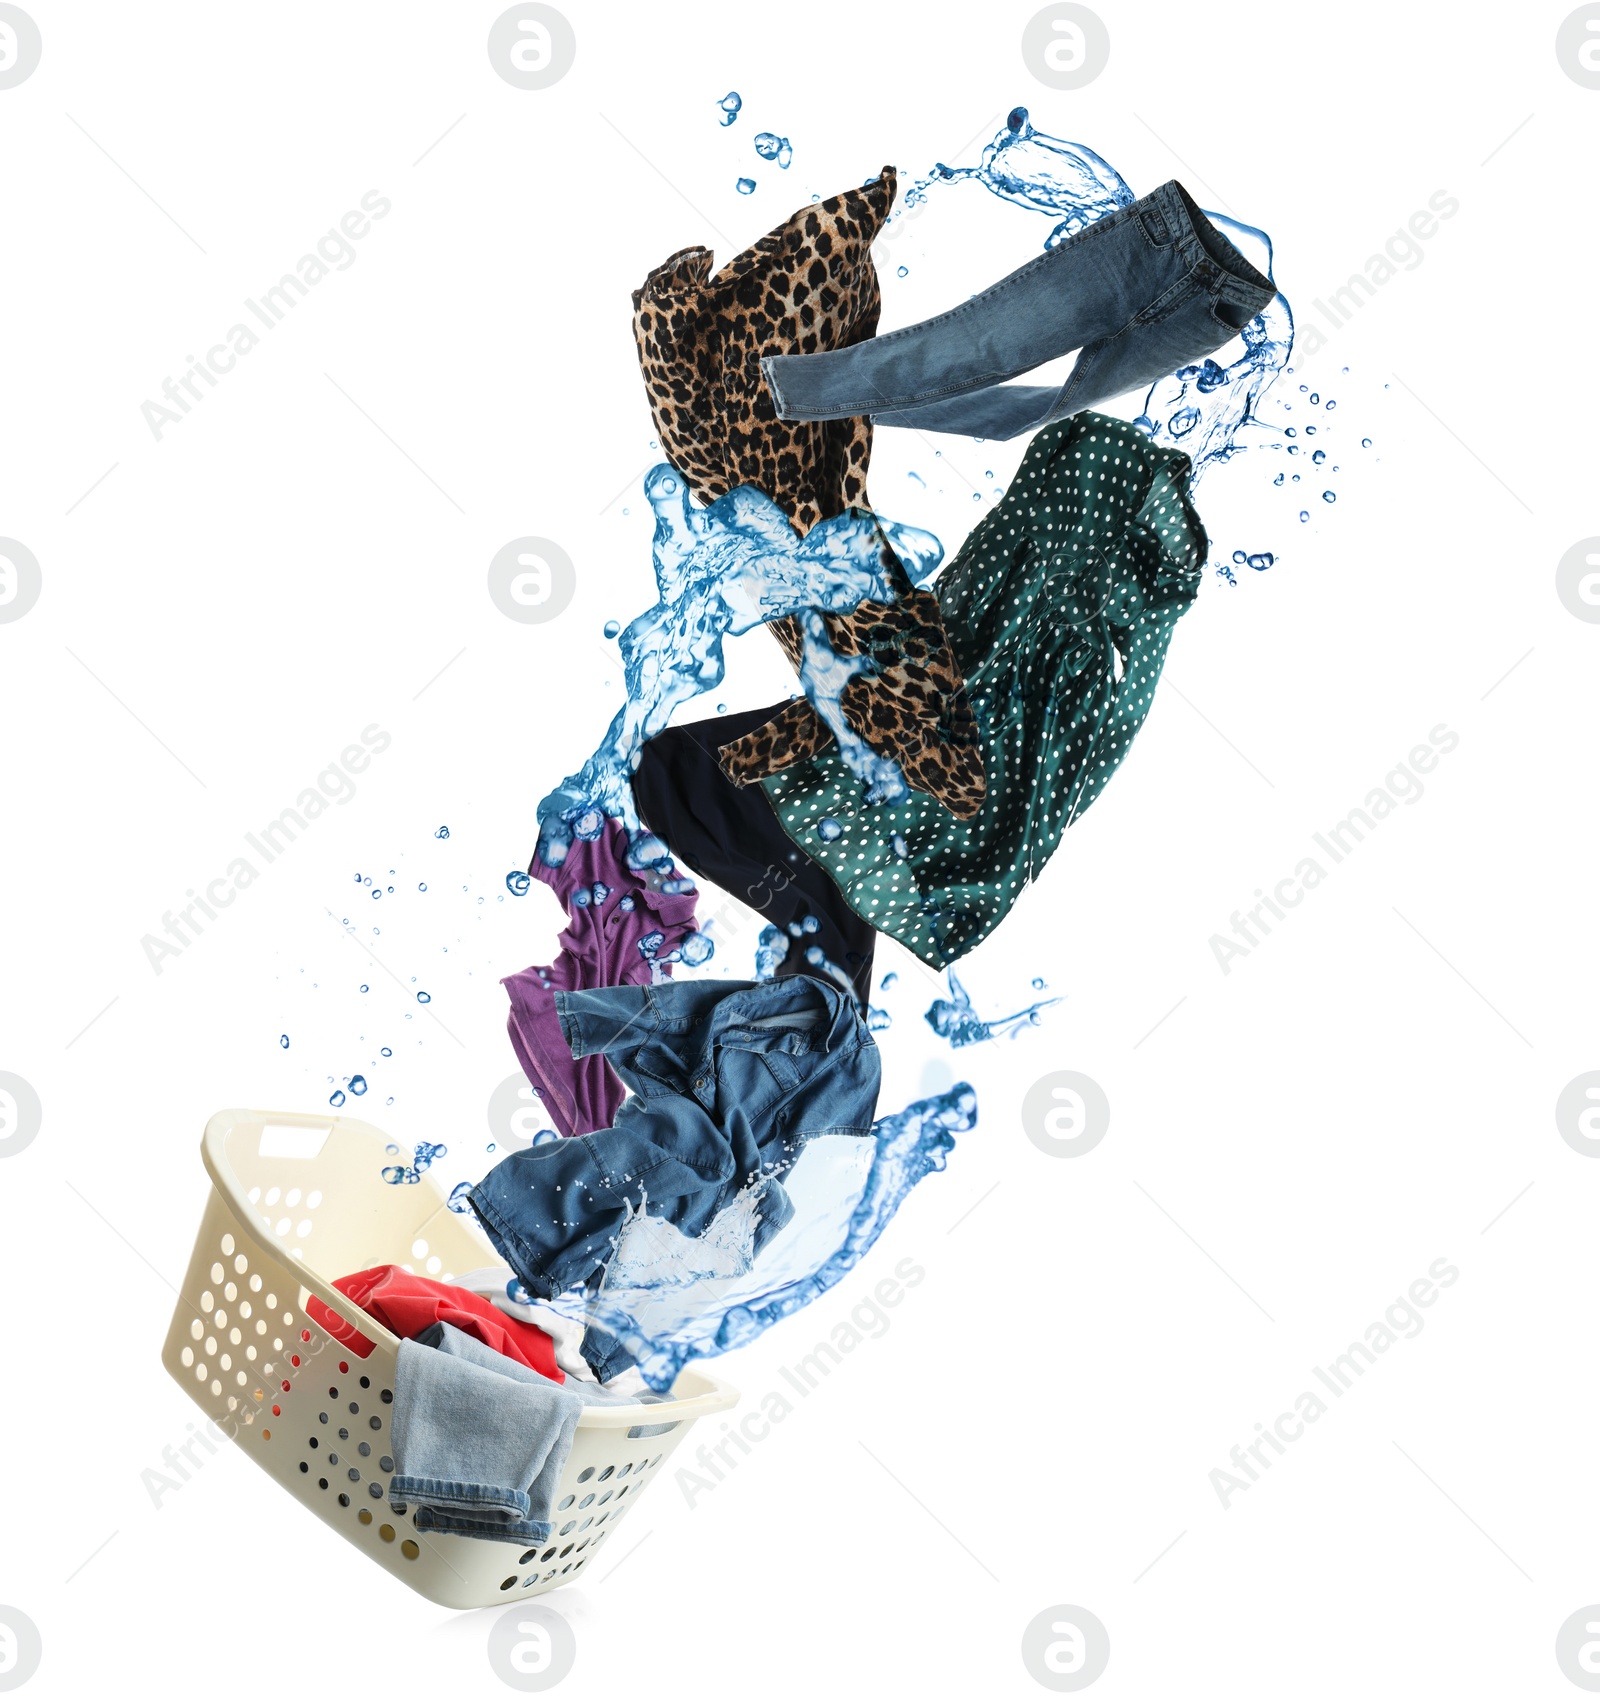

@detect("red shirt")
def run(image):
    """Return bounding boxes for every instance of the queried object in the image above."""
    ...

[307,1263,563,1383]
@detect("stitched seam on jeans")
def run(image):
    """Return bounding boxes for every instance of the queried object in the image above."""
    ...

[769,204,1145,416]
[392,1477,532,1514]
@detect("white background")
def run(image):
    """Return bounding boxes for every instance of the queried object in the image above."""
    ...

[1,2,1597,1691]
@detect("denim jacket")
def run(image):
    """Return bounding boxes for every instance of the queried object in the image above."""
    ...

[469,975,881,1299]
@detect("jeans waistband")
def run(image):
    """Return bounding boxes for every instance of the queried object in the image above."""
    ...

[1147,179,1276,312]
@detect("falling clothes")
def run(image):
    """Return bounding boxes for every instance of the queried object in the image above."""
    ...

[632,167,985,819]
[631,702,878,1008]
[758,412,1208,966]
[504,817,701,1137]
[319,1264,564,1383]
[762,179,1277,442]
[467,975,881,1306]
[389,1323,582,1544]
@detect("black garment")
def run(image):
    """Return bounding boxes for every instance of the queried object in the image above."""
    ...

[631,704,877,1007]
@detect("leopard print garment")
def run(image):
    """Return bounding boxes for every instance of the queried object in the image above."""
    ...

[630,167,985,819]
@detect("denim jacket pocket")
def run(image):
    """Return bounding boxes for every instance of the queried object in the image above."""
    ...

[757,1048,802,1093]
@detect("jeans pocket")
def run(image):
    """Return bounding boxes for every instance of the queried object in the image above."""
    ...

[1210,294,1259,333]
[1134,273,1199,328]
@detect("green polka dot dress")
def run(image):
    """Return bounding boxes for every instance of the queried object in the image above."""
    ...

[759,411,1207,967]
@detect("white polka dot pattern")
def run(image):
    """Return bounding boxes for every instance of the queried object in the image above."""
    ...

[760,412,1207,967]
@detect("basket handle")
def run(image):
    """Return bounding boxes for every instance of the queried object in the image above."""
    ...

[198,1110,743,1416]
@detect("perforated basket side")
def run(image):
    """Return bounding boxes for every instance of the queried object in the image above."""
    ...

[162,1112,739,1606]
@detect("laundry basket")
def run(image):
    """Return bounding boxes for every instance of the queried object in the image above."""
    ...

[161,1109,738,1607]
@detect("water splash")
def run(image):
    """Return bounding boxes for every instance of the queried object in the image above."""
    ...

[382,1140,447,1186]
[754,924,790,980]
[534,466,908,860]
[793,609,908,807]
[803,943,859,1004]
[907,105,1294,496]
[553,1085,978,1389]
[754,133,792,169]
[924,970,1062,1047]
[908,105,1131,244]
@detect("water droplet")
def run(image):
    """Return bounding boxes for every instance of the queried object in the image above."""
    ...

[359,984,368,993]
[1032,977,1047,989]
[349,1075,367,1095]
[897,265,908,277]
[735,177,756,195]
[416,991,432,1004]
[679,932,715,966]
[279,1034,290,1049]
[506,870,532,897]
[880,971,899,990]
[716,91,741,125]
[434,826,449,839]
[603,619,621,639]
[329,1090,346,1108]
[1361,438,1372,448]
[1312,450,1326,465]
[418,882,427,892]
[816,817,843,842]
[380,1047,392,1057]
[370,888,381,899]
[1299,510,1309,523]
[1322,490,1337,503]
[1309,393,1319,404]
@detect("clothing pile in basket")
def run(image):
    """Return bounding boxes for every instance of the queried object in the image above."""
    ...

[331,169,1274,1544]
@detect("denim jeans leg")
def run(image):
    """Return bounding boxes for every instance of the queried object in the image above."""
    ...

[761,179,1276,442]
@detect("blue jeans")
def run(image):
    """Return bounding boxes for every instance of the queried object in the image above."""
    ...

[468,975,881,1302]
[760,179,1276,442]
[389,1323,582,1544]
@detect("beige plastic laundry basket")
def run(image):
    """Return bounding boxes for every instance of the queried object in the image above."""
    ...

[161,1108,738,1607]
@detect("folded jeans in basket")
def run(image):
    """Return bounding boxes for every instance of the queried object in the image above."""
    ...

[388,1322,583,1544]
